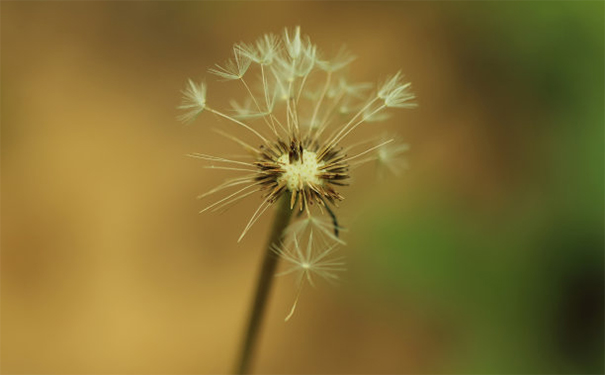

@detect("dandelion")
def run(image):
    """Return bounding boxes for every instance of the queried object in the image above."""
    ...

[316,46,356,72]
[284,214,346,246]
[208,48,252,80]
[378,70,417,108]
[179,26,415,374]
[236,33,280,66]
[274,233,346,321]
[177,79,206,123]
[376,137,410,177]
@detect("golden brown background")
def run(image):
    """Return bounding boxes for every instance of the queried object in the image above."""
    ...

[2,1,603,374]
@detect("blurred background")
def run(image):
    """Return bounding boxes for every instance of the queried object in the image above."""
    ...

[2,1,603,374]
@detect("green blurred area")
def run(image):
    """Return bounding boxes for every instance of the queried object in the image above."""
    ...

[361,3,604,374]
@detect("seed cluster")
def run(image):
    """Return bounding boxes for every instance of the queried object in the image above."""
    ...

[179,26,414,243]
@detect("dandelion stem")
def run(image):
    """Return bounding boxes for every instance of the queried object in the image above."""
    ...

[235,194,293,374]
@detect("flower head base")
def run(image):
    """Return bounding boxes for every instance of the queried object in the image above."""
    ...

[254,137,347,213]
[277,149,323,191]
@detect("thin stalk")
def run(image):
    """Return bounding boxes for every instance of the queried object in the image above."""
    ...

[235,194,293,374]
[308,70,332,138]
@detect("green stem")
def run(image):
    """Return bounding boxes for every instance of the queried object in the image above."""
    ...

[235,194,293,374]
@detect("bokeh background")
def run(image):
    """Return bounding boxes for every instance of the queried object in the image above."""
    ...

[2,1,603,374]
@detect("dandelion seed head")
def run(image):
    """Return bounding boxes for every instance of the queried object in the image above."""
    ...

[181,25,416,320]
[180,26,414,239]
